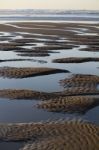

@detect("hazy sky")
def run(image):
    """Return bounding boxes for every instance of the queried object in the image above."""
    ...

[0,0,99,10]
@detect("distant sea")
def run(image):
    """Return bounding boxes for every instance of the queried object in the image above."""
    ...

[0,9,99,22]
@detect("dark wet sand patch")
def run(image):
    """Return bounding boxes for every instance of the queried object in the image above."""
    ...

[0,23,98,38]
[0,24,75,36]
[15,48,58,54]
[37,96,99,114]
[0,43,27,47]
[0,89,58,100]
[0,42,74,57]
[80,46,99,52]
[15,49,57,58]
[53,57,99,63]
[59,74,99,96]
[18,52,50,57]
[12,38,73,46]
[62,87,99,96]
[16,45,74,57]
[0,120,98,150]
[22,35,60,41]
[60,74,99,88]
[0,44,27,51]
[67,36,99,47]
[0,59,47,64]
[0,67,69,78]
[69,36,99,42]
[8,22,99,31]
[20,130,99,150]
[32,45,74,50]
[0,42,36,52]
[0,59,33,63]
[11,38,43,44]
[0,88,99,101]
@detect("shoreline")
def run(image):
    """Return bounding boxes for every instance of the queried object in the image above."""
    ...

[0,19,99,24]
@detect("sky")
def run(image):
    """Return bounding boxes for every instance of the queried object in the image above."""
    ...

[0,0,99,10]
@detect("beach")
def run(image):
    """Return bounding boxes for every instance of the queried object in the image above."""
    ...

[0,20,99,149]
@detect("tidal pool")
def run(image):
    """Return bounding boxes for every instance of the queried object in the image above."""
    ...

[0,23,99,129]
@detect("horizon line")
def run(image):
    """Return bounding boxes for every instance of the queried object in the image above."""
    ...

[0,8,99,11]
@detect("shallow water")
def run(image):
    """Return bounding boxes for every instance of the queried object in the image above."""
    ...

[0,98,75,123]
[0,23,99,126]
[0,73,68,92]
[0,142,23,150]
[0,45,99,76]
[83,106,99,125]
[0,97,99,125]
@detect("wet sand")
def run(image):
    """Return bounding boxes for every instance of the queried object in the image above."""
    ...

[0,22,99,150]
